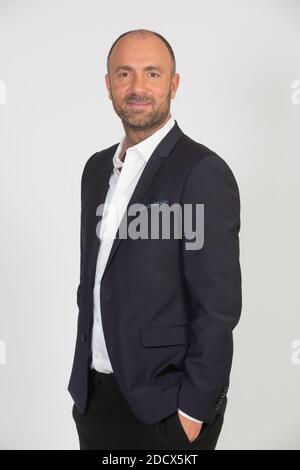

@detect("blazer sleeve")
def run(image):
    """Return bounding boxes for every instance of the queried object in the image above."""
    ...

[76,152,98,310]
[76,174,84,310]
[177,152,242,424]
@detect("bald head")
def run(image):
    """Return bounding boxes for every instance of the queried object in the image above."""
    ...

[107,29,176,77]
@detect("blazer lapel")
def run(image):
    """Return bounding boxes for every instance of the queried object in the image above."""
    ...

[85,152,114,285]
[101,120,184,280]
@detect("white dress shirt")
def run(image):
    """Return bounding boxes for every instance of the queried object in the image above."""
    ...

[90,115,202,424]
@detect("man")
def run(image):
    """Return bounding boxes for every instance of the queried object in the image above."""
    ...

[68,29,242,450]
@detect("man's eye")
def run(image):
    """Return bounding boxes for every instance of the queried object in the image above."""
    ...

[118,72,160,78]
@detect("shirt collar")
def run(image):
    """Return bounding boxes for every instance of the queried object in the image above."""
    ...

[113,115,175,176]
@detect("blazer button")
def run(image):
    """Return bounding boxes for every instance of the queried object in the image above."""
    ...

[80,333,87,344]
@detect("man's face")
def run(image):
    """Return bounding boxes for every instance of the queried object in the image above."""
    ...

[105,34,180,131]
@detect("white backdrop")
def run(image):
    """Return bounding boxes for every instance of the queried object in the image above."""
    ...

[0,0,299,450]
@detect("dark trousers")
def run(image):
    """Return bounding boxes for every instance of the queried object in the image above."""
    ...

[72,368,224,450]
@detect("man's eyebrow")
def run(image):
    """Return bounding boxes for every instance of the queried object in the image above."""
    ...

[114,65,164,73]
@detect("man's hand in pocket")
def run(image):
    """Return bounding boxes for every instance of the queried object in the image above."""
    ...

[178,413,204,443]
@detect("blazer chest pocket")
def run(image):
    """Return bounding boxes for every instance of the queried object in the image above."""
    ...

[140,324,190,347]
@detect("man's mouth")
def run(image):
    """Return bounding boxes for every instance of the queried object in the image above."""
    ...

[126,102,151,109]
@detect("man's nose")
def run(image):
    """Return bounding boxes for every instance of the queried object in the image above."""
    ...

[129,74,149,95]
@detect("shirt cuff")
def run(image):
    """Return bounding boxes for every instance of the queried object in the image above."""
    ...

[177,408,203,424]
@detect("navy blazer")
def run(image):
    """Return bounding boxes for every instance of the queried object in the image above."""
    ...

[68,120,242,424]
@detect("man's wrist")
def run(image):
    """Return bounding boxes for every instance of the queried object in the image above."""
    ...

[177,408,203,424]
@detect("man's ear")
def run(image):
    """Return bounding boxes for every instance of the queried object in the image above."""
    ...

[171,73,180,99]
[105,73,112,100]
